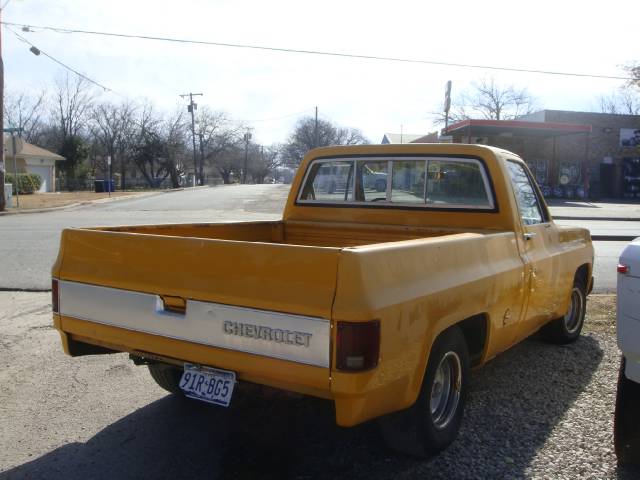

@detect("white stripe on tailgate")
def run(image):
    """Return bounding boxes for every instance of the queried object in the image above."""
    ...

[58,280,331,368]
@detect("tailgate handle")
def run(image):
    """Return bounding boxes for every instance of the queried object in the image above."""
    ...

[158,295,187,315]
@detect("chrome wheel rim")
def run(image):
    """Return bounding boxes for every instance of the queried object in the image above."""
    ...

[430,351,462,430]
[564,286,585,334]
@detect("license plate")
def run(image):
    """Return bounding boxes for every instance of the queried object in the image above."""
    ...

[179,363,236,407]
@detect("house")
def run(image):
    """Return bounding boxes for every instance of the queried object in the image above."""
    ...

[381,131,439,144]
[4,136,65,192]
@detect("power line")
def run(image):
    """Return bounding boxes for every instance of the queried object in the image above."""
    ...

[3,21,633,82]
[6,26,116,93]
[6,23,320,129]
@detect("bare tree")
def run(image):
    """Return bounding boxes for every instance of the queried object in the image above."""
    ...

[52,74,95,147]
[281,116,368,166]
[131,106,187,189]
[625,63,640,89]
[163,108,188,188]
[4,89,47,143]
[433,77,539,125]
[196,107,245,184]
[90,100,138,189]
[249,144,280,184]
[599,88,640,115]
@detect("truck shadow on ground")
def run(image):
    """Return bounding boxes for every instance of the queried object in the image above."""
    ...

[4,335,638,480]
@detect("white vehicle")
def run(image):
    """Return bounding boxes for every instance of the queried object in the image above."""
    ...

[615,238,640,464]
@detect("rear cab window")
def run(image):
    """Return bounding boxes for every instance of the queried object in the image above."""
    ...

[298,156,495,210]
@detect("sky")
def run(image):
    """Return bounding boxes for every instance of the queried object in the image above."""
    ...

[2,0,639,146]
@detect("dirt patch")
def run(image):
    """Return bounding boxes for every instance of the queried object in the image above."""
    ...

[584,294,616,335]
[7,191,150,210]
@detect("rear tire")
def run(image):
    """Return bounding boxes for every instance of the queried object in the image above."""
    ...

[615,357,640,465]
[542,277,586,344]
[148,363,184,395]
[379,326,469,457]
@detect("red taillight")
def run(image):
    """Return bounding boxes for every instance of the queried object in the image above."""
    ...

[336,320,380,372]
[52,278,59,313]
[618,264,630,274]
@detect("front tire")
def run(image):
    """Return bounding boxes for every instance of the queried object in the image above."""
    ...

[542,277,586,344]
[379,326,469,457]
[148,363,184,395]
[615,357,640,465]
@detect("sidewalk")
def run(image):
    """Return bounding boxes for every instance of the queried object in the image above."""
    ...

[0,191,159,215]
[548,199,640,221]
[0,185,214,215]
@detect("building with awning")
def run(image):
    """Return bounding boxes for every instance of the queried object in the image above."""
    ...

[4,137,65,193]
[443,110,640,199]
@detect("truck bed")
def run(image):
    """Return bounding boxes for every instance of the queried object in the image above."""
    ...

[53,219,516,415]
[97,220,486,248]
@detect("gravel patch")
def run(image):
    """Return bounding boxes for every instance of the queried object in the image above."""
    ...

[2,293,639,479]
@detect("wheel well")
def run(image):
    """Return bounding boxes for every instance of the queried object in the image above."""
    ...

[575,263,590,288]
[456,314,488,367]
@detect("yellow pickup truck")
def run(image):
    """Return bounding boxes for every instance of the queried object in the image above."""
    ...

[52,144,593,456]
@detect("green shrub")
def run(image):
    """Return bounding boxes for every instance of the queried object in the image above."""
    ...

[5,173,42,194]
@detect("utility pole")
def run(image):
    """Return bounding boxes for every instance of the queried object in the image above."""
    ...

[444,80,452,132]
[180,92,203,186]
[242,131,252,184]
[198,132,205,184]
[3,127,22,207]
[314,106,319,148]
[0,6,5,211]
[107,155,112,198]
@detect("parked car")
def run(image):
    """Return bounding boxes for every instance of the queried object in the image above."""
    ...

[52,144,593,457]
[615,238,640,464]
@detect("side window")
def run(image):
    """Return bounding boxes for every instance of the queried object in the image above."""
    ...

[507,161,543,225]
[356,160,388,202]
[391,160,426,203]
[299,160,353,201]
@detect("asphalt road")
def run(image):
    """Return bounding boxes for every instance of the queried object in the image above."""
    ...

[0,184,634,292]
[0,185,286,290]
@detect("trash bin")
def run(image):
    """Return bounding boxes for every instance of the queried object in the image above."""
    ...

[105,180,115,192]
[94,180,105,192]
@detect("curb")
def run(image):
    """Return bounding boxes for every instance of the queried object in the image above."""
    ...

[591,235,638,242]
[0,192,158,215]
[553,215,640,222]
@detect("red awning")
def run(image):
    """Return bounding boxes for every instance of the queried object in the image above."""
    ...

[444,119,592,137]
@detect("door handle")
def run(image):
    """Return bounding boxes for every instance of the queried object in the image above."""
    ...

[524,232,536,241]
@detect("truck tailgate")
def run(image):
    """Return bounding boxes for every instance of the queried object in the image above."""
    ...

[53,228,339,376]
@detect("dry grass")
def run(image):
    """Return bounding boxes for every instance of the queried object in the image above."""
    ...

[7,191,149,210]
[584,294,616,335]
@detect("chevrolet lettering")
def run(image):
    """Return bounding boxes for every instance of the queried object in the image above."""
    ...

[52,143,593,457]
[223,320,313,347]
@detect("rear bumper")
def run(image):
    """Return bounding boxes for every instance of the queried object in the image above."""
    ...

[55,314,332,399]
[55,313,411,427]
